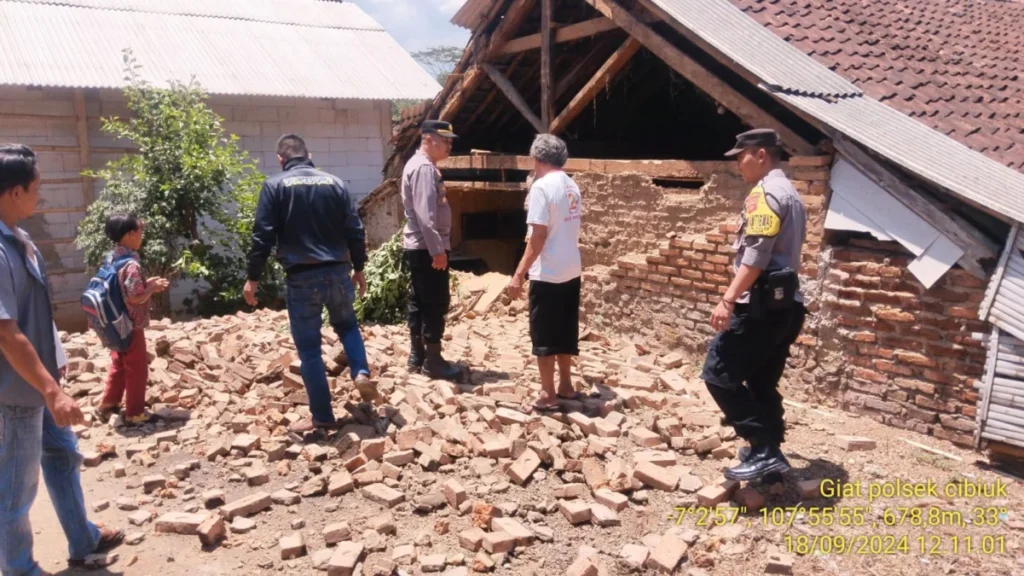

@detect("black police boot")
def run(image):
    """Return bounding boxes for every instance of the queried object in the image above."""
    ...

[408,335,425,372]
[738,445,752,461]
[424,343,462,382]
[724,444,790,481]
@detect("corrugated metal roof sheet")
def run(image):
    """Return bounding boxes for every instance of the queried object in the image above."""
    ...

[649,0,860,98]
[451,0,496,30]
[0,1,441,100]
[776,93,1024,224]
[981,225,1024,342]
[5,0,382,29]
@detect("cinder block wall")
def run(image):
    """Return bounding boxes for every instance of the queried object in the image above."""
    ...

[0,86,392,330]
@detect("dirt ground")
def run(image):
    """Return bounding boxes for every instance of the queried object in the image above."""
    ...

[26,311,1024,576]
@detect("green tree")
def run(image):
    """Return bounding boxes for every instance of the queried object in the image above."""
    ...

[75,50,283,316]
[391,45,464,122]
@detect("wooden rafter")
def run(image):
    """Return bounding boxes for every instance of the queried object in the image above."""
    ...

[480,59,542,135]
[553,36,622,100]
[463,53,527,129]
[440,66,484,121]
[500,17,617,55]
[540,0,554,129]
[582,0,814,155]
[482,63,545,134]
[550,37,641,135]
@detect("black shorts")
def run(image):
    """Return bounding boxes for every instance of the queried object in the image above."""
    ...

[528,276,582,357]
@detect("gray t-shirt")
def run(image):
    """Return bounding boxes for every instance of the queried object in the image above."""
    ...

[0,221,58,407]
[734,168,807,302]
[401,150,452,255]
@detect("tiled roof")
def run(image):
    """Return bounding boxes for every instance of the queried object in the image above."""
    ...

[731,0,1024,170]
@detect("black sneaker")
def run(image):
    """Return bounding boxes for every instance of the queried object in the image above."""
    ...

[724,445,790,481]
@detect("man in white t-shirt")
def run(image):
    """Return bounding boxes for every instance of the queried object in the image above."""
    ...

[508,134,583,412]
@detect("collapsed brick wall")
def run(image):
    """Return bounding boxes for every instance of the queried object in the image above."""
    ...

[574,167,749,269]
[580,155,989,446]
[580,157,829,352]
[816,241,987,446]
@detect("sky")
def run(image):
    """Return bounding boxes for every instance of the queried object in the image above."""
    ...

[349,0,471,54]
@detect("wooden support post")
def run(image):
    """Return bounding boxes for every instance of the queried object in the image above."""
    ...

[582,0,814,155]
[550,37,641,135]
[832,133,997,278]
[482,63,545,134]
[540,0,553,130]
[72,89,94,204]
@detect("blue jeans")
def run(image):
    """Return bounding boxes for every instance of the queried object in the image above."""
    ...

[286,263,370,424]
[0,405,101,576]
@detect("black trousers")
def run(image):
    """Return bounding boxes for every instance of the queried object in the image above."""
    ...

[405,249,450,344]
[701,303,807,447]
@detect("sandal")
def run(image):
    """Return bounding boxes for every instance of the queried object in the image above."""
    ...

[68,524,124,567]
[94,404,121,421]
[123,412,157,426]
[289,418,345,434]
[557,392,583,402]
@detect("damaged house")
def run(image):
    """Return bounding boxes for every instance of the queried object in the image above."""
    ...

[358,0,1024,459]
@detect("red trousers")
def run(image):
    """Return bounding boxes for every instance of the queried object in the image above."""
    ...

[102,328,149,418]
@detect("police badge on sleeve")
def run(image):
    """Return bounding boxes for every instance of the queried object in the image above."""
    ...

[744,186,781,237]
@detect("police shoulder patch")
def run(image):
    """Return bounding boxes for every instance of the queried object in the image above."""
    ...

[744,185,781,237]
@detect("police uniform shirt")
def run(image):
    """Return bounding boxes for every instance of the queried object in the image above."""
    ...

[734,168,807,303]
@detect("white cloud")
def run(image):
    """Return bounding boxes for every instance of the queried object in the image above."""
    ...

[439,0,465,15]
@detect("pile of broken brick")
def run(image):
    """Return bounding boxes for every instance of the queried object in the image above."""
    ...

[62,308,800,576]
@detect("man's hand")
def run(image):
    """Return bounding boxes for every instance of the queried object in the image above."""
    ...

[711,300,734,332]
[47,389,84,427]
[353,271,367,298]
[148,277,170,293]
[243,280,259,307]
[431,252,448,271]
[507,274,526,300]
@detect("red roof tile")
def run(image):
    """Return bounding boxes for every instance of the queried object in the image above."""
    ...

[731,0,1024,170]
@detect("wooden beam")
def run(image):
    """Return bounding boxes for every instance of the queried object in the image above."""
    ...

[832,133,996,279]
[553,37,621,100]
[486,0,538,59]
[440,66,484,122]
[582,0,814,155]
[550,37,641,135]
[540,0,554,129]
[445,181,530,192]
[500,17,618,55]
[439,154,735,178]
[72,89,94,205]
[481,63,545,134]
[463,53,527,129]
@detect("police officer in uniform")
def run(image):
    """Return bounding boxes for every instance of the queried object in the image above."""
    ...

[702,129,808,481]
[401,120,462,382]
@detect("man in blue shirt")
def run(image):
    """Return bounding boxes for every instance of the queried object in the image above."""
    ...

[0,144,123,575]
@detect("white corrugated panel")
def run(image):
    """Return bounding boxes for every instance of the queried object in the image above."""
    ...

[649,0,860,98]
[0,2,440,99]
[982,226,1024,343]
[4,0,382,29]
[777,93,1024,225]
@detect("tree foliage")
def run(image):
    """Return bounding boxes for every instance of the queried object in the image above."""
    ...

[412,45,463,85]
[75,50,283,316]
[352,230,410,325]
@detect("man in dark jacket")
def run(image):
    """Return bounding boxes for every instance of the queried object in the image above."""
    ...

[244,134,375,433]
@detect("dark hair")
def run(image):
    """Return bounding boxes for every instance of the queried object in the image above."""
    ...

[0,144,39,196]
[105,214,142,243]
[277,134,309,160]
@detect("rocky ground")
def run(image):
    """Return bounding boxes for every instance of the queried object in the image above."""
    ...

[31,305,1024,576]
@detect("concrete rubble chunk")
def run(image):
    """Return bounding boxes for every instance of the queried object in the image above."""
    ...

[482,531,516,554]
[230,517,256,534]
[491,517,534,547]
[361,483,405,508]
[220,492,272,520]
[231,434,260,453]
[594,489,629,512]
[271,489,301,506]
[328,472,355,496]
[559,500,592,525]
[648,532,688,572]
[324,522,352,545]
[197,514,226,547]
[142,475,166,494]
[444,479,467,508]
[797,479,823,499]
[459,527,486,552]
[507,449,541,485]
[392,543,416,565]
[328,542,365,576]
[633,461,679,492]
[620,544,650,571]
[835,435,876,451]
[420,553,447,573]
[154,512,207,535]
[765,552,794,574]
[566,556,599,576]
[590,503,620,527]
[128,510,152,526]
[280,532,306,560]
[552,483,588,499]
